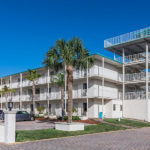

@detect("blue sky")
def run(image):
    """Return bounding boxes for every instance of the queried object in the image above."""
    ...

[0,0,150,77]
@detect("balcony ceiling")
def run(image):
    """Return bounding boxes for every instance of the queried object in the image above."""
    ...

[105,37,150,56]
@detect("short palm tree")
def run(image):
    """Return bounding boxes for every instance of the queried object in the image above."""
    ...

[25,69,41,114]
[0,85,15,110]
[51,73,65,121]
[44,37,94,123]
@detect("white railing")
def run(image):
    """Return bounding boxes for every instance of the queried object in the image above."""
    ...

[74,67,122,82]
[115,52,146,64]
[104,26,150,48]
[125,72,146,82]
[125,91,146,100]
[125,52,146,63]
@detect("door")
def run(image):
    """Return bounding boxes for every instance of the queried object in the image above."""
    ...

[83,103,87,116]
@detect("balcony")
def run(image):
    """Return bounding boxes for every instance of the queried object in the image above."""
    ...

[74,66,122,82]
[104,26,150,48]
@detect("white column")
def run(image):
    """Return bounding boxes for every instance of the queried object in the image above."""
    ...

[122,48,125,118]
[146,43,149,101]
[146,43,150,121]
[20,73,22,110]
[4,111,16,143]
[9,76,12,101]
[86,60,89,118]
[102,57,104,118]
[0,78,2,109]
[64,64,67,113]
[47,67,50,116]
[114,51,116,60]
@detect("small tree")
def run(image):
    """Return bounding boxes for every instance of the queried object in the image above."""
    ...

[0,85,15,110]
[37,106,45,114]
[52,73,65,121]
[25,70,41,114]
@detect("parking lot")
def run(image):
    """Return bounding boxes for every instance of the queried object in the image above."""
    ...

[0,120,55,130]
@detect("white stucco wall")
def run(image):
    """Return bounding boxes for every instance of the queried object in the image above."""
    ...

[123,100,147,121]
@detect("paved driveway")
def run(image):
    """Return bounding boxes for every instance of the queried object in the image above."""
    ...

[16,120,55,130]
[0,120,55,130]
[1,127,150,150]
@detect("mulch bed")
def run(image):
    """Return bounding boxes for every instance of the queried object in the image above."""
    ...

[35,117,99,124]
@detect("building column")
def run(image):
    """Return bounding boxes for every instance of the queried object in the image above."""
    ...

[0,78,2,109]
[9,76,12,101]
[146,43,150,121]
[114,51,116,60]
[122,48,125,118]
[102,57,104,118]
[20,73,22,110]
[47,67,50,116]
[86,60,89,118]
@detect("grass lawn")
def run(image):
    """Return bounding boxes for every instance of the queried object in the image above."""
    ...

[16,123,126,142]
[104,118,150,128]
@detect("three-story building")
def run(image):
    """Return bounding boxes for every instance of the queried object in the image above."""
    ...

[0,54,123,119]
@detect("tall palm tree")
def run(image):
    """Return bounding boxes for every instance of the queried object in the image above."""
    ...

[51,73,65,121]
[43,37,94,123]
[0,85,15,110]
[25,69,41,114]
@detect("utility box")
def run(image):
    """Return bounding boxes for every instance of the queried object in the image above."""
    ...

[99,112,103,119]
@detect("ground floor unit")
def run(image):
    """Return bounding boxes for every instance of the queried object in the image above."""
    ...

[1,98,123,119]
[2,98,150,121]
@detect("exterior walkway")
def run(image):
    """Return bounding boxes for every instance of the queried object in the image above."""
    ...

[1,127,150,150]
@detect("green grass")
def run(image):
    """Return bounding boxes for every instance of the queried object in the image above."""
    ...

[16,123,126,142]
[104,118,150,128]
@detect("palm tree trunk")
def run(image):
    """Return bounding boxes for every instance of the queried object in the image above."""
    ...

[32,81,36,114]
[67,65,73,123]
[61,87,65,121]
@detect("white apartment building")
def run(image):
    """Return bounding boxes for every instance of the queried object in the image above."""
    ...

[0,54,123,119]
[104,26,150,121]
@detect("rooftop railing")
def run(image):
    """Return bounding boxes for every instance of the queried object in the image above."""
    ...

[104,27,150,48]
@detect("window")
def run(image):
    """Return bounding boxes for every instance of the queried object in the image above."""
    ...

[50,71,54,76]
[48,104,51,113]
[28,89,32,95]
[66,85,68,91]
[2,79,5,85]
[83,103,87,112]
[49,88,51,93]
[83,83,87,89]
[36,88,40,94]
[113,104,116,111]
[18,78,20,82]
[22,111,28,114]
[120,105,123,111]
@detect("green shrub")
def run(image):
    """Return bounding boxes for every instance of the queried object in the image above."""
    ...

[57,116,80,121]
[35,115,43,118]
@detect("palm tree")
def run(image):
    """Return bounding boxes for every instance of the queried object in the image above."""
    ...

[43,37,94,123]
[0,85,15,110]
[25,69,41,114]
[51,73,65,121]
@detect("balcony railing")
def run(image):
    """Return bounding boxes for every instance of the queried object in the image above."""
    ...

[104,26,150,48]
[125,72,146,82]
[74,67,122,82]
[125,91,146,100]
